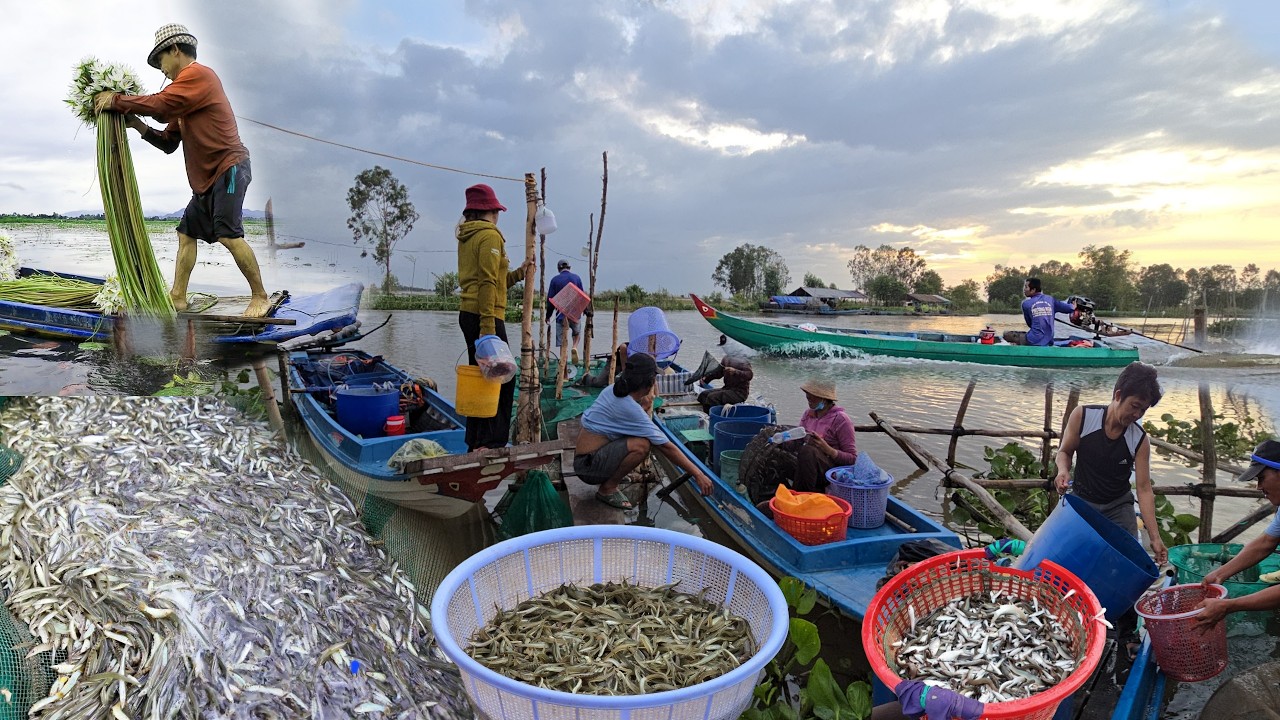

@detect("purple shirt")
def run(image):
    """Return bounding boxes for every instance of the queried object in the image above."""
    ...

[799,405,857,466]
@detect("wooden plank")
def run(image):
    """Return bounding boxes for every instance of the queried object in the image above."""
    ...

[178,313,297,326]
[404,437,572,475]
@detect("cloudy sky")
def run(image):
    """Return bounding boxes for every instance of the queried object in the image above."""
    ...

[5,0,1280,294]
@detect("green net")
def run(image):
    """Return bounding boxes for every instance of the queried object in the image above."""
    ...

[497,470,572,540]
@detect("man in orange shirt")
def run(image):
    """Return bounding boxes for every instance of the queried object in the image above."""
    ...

[93,24,270,317]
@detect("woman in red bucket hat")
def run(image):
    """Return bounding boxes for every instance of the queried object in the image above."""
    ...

[456,183,530,450]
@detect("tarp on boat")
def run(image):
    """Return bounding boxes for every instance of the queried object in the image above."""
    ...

[771,295,808,306]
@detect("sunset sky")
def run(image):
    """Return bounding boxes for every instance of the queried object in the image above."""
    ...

[4,0,1279,293]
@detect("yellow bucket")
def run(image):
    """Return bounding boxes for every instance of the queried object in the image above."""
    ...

[455,365,500,418]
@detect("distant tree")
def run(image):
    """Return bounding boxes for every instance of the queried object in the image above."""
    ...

[1028,259,1076,297]
[945,280,985,312]
[846,244,927,291]
[866,274,909,306]
[803,272,826,289]
[985,265,1028,308]
[433,271,460,297]
[1074,245,1135,310]
[347,166,420,293]
[712,244,790,298]
[1136,264,1188,310]
[914,270,944,295]
[623,283,646,304]
[1241,263,1262,290]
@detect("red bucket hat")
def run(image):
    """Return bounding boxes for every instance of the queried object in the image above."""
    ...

[464,184,507,212]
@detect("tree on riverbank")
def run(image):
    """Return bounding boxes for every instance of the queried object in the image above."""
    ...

[712,244,790,297]
[347,166,419,293]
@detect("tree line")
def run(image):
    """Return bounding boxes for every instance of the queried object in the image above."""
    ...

[712,242,1280,315]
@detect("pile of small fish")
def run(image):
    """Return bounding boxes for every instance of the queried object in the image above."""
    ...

[467,580,755,695]
[892,591,1080,704]
[0,397,471,719]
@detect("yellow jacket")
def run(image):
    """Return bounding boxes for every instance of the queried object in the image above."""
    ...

[457,220,524,335]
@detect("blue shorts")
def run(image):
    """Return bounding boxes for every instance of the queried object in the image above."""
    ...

[178,157,251,243]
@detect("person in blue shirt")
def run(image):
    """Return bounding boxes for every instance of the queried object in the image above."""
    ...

[545,259,586,364]
[1003,277,1075,346]
[573,353,712,510]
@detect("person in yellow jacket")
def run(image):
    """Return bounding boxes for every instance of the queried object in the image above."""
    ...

[456,183,531,450]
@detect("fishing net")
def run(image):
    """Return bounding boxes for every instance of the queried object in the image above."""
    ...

[739,424,797,506]
[496,470,572,540]
[1199,660,1280,720]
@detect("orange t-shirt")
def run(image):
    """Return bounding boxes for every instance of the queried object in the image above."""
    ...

[112,62,249,194]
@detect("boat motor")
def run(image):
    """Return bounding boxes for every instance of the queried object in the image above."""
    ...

[1065,295,1097,329]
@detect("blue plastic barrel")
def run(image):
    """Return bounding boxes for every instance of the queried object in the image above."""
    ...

[335,387,401,438]
[713,420,769,474]
[1013,495,1159,621]
[708,404,773,438]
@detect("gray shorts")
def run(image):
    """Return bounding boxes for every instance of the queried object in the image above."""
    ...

[1081,491,1139,539]
[178,156,251,243]
[573,438,631,485]
[554,316,582,346]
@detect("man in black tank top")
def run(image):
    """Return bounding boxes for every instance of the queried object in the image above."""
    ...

[1054,362,1167,565]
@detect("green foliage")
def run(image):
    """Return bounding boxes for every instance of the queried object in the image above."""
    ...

[152,370,268,420]
[713,244,791,298]
[1137,264,1189,310]
[1144,412,1275,462]
[984,265,1026,309]
[943,280,985,313]
[802,273,826,289]
[865,275,909,306]
[744,577,872,720]
[845,245,926,293]
[1152,494,1199,548]
[433,271,460,298]
[347,166,420,293]
[913,270,944,296]
[1074,245,1136,311]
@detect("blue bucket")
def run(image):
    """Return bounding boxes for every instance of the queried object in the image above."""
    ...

[335,387,400,438]
[1013,495,1159,621]
[707,404,773,438]
[713,419,769,474]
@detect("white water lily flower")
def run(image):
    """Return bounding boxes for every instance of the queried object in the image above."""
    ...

[0,234,18,282]
[93,274,126,314]
[66,57,144,126]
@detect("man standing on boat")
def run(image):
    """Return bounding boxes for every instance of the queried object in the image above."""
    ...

[1003,277,1074,346]
[1194,440,1280,628]
[93,24,271,317]
[545,259,585,366]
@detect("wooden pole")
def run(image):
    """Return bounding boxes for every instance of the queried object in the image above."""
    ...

[265,197,276,261]
[871,411,1032,541]
[1211,503,1277,543]
[555,320,567,401]
[1051,388,1080,506]
[1197,382,1217,541]
[514,173,543,445]
[1194,307,1207,345]
[581,152,608,369]
[1147,436,1247,475]
[581,215,596,368]
[538,168,549,369]
[607,299,620,381]
[870,413,928,471]
[251,357,285,435]
[853,424,1060,439]
[947,378,977,466]
[1040,384,1054,477]
[944,477,1261,498]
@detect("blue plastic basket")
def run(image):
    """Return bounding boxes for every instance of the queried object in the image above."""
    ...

[430,526,789,720]
[826,452,892,529]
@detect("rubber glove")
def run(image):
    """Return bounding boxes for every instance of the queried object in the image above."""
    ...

[894,679,984,720]
[984,538,1027,562]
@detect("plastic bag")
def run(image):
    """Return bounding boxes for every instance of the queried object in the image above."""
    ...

[498,470,572,539]
[876,539,958,589]
[386,438,449,472]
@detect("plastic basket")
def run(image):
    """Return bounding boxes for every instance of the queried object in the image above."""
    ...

[1134,583,1228,682]
[864,549,1107,720]
[1168,543,1277,634]
[825,453,892,529]
[430,526,789,720]
[550,282,591,323]
[769,494,852,545]
[655,371,695,396]
[627,307,681,361]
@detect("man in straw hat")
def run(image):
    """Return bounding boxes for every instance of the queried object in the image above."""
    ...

[93,23,270,317]
[1194,439,1280,628]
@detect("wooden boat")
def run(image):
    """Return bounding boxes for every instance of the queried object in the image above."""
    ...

[285,347,570,519]
[0,267,361,344]
[650,411,962,620]
[692,294,1140,368]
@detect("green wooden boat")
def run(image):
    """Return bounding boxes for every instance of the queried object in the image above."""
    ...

[691,294,1140,368]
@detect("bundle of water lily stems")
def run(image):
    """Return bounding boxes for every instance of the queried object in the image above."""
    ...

[67,58,174,316]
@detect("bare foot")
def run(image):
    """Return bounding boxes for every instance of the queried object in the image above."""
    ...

[243,295,272,318]
[170,291,189,312]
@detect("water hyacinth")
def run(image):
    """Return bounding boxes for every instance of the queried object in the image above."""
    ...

[92,274,125,314]
[66,57,144,126]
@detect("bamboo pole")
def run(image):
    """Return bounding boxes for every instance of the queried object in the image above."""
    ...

[514,173,542,445]
[606,299,619,381]
[947,378,978,465]
[1198,382,1217,541]
[870,412,1032,541]
[944,477,1262,498]
[1148,437,1248,476]
[1211,503,1277,543]
[554,320,567,401]
[581,151,608,368]
[870,414,927,471]
[1040,384,1054,478]
[1051,388,1080,506]
[853,424,1060,439]
[581,214,595,368]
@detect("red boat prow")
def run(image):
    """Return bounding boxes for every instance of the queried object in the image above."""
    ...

[690,294,718,320]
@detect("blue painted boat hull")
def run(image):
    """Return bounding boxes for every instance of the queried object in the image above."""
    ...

[654,414,962,620]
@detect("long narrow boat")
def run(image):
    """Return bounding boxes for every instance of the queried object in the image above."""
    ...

[285,347,571,519]
[691,294,1140,368]
[650,411,962,620]
[0,267,361,344]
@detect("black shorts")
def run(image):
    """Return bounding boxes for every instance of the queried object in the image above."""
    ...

[177,157,251,243]
[573,438,631,485]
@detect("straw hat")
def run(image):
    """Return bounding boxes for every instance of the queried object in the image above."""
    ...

[464,184,507,212]
[800,378,837,402]
[148,23,198,69]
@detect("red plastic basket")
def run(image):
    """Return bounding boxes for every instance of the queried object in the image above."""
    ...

[769,494,852,545]
[1134,583,1228,682]
[550,282,591,323]
[863,550,1107,720]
